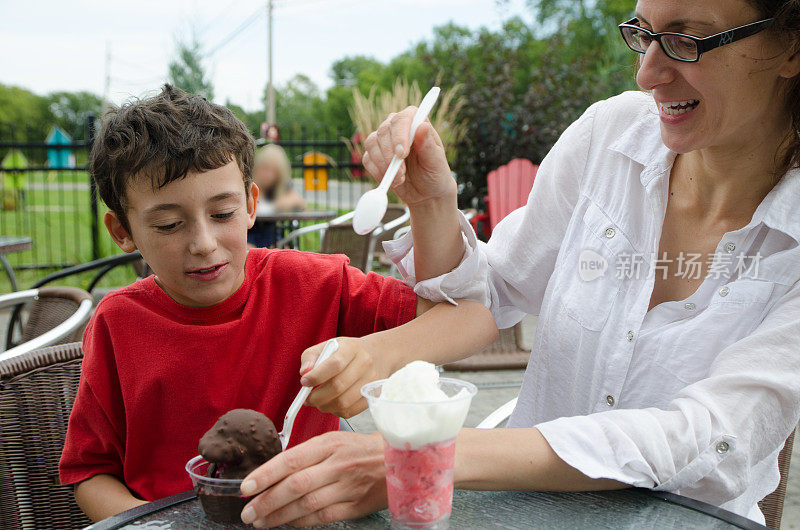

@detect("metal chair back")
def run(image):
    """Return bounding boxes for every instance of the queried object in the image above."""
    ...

[19,286,92,344]
[0,342,91,529]
[6,252,147,350]
[278,207,410,273]
[2,287,93,361]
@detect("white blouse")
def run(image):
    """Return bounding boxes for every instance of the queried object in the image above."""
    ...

[385,91,800,523]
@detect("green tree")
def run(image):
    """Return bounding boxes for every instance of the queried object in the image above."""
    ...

[47,91,103,139]
[168,37,214,100]
[0,83,53,141]
[325,56,387,134]
[528,0,636,94]
[400,12,634,207]
[225,101,263,137]
[260,74,329,136]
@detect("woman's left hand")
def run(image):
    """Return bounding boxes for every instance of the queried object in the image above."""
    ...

[240,431,387,527]
[300,337,390,418]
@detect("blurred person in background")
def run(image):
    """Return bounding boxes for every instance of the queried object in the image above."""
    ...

[247,144,306,248]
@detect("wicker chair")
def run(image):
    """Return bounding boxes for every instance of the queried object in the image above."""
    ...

[5,252,147,350]
[277,208,410,273]
[0,342,91,529]
[370,204,411,268]
[760,428,796,529]
[1,287,93,362]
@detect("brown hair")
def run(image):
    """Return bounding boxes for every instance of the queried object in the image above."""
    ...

[90,84,255,230]
[745,0,800,178]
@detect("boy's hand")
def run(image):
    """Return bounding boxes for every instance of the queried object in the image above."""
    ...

[240,431,386,527]
[300,337,390,418]
[362,107,456,208]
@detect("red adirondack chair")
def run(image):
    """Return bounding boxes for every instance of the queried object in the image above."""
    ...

[470,158,538,240]
[450,159,539,372]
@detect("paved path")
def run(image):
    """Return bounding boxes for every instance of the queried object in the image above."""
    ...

[292,177,372,210]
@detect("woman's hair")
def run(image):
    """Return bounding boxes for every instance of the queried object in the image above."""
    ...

[745,0,800,178]
[254,144,292,200]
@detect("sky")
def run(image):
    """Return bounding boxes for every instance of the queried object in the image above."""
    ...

[0,0,533,111]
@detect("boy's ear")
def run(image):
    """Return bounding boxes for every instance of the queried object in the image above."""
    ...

[246,182,259,229]
[104,211,138,253]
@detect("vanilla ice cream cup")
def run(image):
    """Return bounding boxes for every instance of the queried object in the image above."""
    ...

[362,364,476,529]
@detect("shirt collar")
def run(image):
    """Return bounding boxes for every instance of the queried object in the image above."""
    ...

[758,168,800,243]
[607,103,675,187]
[607,101,800,244]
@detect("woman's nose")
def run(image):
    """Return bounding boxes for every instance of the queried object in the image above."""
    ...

[635,41,676,91]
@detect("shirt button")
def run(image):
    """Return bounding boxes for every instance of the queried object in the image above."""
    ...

[684,302,696,311]
[626,330,634,342]
[605,227,616,238]
[716,441,730,454]
[719,286,730,297]
[606,395,615,407]
[725,241,736,253]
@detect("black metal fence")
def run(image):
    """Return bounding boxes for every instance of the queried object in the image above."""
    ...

[0,116,369,289]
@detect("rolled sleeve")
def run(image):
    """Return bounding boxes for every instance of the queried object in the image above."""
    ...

[536,410,738,492]
[384,210,489,306]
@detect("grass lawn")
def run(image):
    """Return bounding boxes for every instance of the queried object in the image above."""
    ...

[1,170,132,292]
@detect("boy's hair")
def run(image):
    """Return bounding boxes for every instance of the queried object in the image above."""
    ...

[90,84,255,231]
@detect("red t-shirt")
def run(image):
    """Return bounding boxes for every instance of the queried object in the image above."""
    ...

[59,248,416,501]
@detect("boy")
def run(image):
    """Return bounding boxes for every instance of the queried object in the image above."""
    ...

[59,85,497,521]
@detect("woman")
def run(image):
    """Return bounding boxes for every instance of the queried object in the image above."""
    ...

[237,0,800,526]
[247,144,306,248]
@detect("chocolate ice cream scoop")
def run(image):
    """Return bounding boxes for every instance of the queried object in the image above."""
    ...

[199,409,282,479]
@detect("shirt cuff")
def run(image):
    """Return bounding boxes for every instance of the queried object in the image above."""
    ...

[536,415,659,489]
[382,210,490,306]
[536,414,737,492]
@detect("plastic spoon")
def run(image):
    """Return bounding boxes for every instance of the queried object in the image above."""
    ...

[278,338,339,450]
[352,86,441,235]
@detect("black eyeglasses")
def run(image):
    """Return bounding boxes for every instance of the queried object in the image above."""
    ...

[618,17,774,62]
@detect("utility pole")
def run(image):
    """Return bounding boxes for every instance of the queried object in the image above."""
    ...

[266,0,276,125]
[102,41,111,114]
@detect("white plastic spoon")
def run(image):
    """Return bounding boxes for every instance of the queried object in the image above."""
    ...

[278,338,339,450]
[352,86,441,235]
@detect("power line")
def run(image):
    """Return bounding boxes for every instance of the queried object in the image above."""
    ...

[198,0,242,37]
[111,75,166,86]
[274,0,342,13]
[113,56,163,76]
[205,5,265,58]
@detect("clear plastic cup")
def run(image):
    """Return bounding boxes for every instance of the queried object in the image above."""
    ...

[185,455,251,523]
[362,378,477,529]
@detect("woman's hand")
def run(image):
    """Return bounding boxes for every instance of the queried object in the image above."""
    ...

[240,431,387,527]
[300,337,391,418]
[362,107,456,208]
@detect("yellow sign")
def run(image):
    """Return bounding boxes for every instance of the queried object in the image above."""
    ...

[302,152,333,191]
